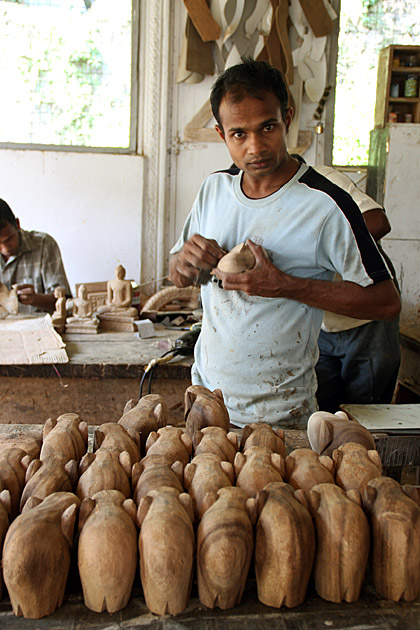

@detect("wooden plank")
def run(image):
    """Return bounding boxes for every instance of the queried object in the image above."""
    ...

[183,0,221,42]
[341,404,420,432]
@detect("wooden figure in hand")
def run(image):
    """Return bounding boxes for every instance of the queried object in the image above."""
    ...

[78,490,137,613]
[284,448,335,492]
[184,385,230,435]
[3,492,80,619]
[255,482,315,608]
[184,452,234,520]
[333,442,382,494]
[307,410,375,457]
[118,394,169,454]
[307,482,370,603]
[0,447,30,518]
[97,264,138,331]
[138,486,195,616]
[145,426,192,467]
[132,454,184,506]
[240,422,287,457]
[197,486,256,610]
[65,284,99,333]
[40,413,88,463]
[234,445,285,498]
[192,426,238,464]
[363,476,420,602]
[76,448,132,501]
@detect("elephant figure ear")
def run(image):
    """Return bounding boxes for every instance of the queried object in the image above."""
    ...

[43,417,57,439]
[137,495,153,527]
[61,502,79,547]
[78,497,96,532]
[239,425,252,451]
[123,498,137,524]
[246,497,257,525]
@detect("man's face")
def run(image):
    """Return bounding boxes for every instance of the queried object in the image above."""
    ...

[215,91,292,182]
[0,221,20,260]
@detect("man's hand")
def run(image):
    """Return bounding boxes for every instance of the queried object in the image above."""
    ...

[16,284,57,313]
[212,239,287,297]
[169,234,225,287]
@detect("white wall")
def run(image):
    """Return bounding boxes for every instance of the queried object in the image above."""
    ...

[0,150,143,294]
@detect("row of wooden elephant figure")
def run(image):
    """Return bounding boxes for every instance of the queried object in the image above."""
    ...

[0,386,419,619]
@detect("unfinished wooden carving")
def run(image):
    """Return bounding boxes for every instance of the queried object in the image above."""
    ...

[40,413,88,463]
[141,285,200,313]
[184,385,230,435]
[145,426,192,467]
[234,446,285,498]
[65,284,99,334]
[0,447,30,518]
[138,486,195,616]
[184,453,234,520]
[51,286,67,331]
[0,490,11,600]
[93,422,140,465]
[20,455,78,512]
[308,482,370,603]
[363,476,420,602]
[284,448,335,492]
[240,423,287,457]
[255,482,315,608]
[197,486,256,610]
[78,490,137,613]
[216,243,256,274]
[76,448,132,501]
[132,454,184,506]
[97,265,138,331]
[333,442,382,494]
[3,492,80,619]
[0,282,18,316]
[118,395,169,453]
[192,426,238,464]
[307,410,375,457]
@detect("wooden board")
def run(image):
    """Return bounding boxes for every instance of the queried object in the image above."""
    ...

[341,404,420,433]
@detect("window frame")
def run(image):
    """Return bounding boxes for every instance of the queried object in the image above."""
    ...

[0,0,140,154]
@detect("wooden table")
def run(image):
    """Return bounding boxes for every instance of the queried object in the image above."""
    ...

[0,328,193,425]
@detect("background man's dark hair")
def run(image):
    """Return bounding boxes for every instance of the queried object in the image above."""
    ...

[0,199,17,230]
[210,56,289,129]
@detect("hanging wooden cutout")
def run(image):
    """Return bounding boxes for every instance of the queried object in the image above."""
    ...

[183,0,221,42]
[184,100,223,143]
[297,0,334,37]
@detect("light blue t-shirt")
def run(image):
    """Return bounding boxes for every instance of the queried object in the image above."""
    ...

[171,164,389,428]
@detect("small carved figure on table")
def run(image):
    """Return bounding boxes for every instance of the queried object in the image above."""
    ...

[97,265,137,331]
[51,286,67,333]
[66,284,99,334]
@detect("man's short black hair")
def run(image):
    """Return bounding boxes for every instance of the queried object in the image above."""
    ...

[0,199,17,230]
[210,56,289,129]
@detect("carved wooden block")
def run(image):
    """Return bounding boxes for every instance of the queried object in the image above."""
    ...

[308,410,375,457]
[255,482,315,608]
[94,422,140,465]
[197,486,256,609]
[363,476,420,602]
[184,453,234,520]
[308,482,370,603]
[119,395,169,453]
[138,486,195,616]
[333,442,382,494]
[145,426,192,467]
[284,448,335,492]
[132,454,184,506]
[192,426,238,464]
[78,490,138,613]
[3,492,80,619]
[234,446,284,498]
[20,455,78,512]
[184,385,230,434]
[40,413,88,463]
[0,447,30,518]
[76,448,132,501]
[240,423,287,457]
[0,490,11,600]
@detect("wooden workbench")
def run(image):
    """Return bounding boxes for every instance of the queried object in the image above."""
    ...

[0,328,193,425]
[398,324,420,401]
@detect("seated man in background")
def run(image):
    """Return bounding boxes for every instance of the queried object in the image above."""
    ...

[0,198,71,314]
[313,166,401,411]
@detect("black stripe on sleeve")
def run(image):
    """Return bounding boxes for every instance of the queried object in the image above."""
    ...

[299,167,391,284]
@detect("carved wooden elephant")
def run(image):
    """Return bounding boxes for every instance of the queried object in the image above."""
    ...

[240,423,287,458]
[197,486,256,610]
[3,492,80,619]
[145,426,192,467]
[284,448,334,492]
[132,454,184,505]
[192,426,238,464]
[40,413,88,463]
[184,385,230,435]
[307,482,370,603]
[184,453,234,520]
[255,481,315,608]
[307,410,375,457]
[76,448,132,501]
[118,394,168,453]
[0,447,30,518]
[20,455,78,512]
[93,422,140,465]
[138,486,195,616]
[333,442,382,494]
[363,476,420,602]
[78,489,137,613]
[235,446,285,498]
